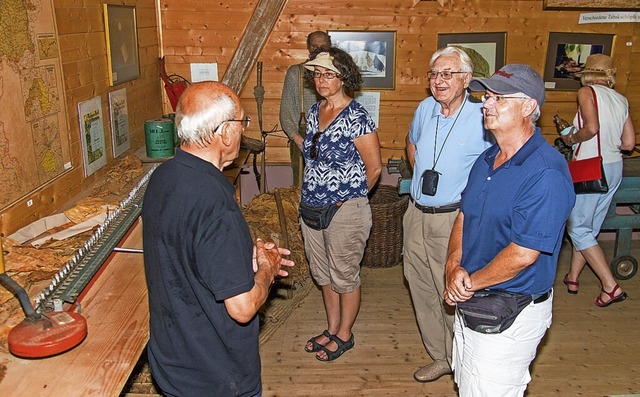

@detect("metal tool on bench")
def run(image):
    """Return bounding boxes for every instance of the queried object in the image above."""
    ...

[0,237,87,359]
[0,166,156,358]
[387,157,412,195]
[113,247,143,254]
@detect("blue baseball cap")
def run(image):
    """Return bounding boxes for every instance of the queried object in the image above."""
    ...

[469,64,546,108]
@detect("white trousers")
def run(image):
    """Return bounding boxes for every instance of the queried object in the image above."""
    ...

[452,291,553,397]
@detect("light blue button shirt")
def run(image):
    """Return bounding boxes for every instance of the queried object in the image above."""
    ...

[409,93,491,206]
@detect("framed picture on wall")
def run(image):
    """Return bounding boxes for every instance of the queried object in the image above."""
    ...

[328,30,396,90]
[104,4,140,86]
[437,32,507,78]
[108,87,130,158]
[543,32,614,90]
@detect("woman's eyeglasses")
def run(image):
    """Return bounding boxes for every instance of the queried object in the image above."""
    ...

[214,116,251,132]
[481,94,528,104]
[312,71,339,80]
[427,70,467,80]
[309,131,322,160]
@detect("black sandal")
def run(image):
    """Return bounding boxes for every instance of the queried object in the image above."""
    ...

[304,330,332,353]
[316,333,355,362]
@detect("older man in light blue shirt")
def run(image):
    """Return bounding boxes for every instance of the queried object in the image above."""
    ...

[404,46,492,383]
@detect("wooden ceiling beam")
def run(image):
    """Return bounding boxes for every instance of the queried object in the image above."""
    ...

[222,0,288,93]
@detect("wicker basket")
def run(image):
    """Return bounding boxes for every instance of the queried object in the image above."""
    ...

[361,185,409,268]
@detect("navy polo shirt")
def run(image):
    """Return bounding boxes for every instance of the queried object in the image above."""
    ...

[460,130,575,295]
[142,148,260,397]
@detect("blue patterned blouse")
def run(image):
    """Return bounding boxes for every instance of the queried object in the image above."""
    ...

[301,99,377,206]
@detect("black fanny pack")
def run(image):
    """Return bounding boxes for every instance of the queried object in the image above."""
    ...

[299,202,342,230]
[457,290,532,334]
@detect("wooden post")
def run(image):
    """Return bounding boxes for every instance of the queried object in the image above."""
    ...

[0,238,4,274]
[221,0,288,93]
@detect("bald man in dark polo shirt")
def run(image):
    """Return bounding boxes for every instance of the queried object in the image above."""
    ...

[142,81,293,397]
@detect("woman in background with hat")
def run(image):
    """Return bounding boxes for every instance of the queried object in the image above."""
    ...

[561,54,636,306]
[290,47,382,361]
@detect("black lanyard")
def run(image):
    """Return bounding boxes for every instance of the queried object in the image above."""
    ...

[432,96,467,170]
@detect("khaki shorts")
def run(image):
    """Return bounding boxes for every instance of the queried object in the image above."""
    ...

[300,197,372,293]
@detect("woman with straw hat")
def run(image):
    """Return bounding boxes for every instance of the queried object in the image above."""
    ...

[561,54,636,306]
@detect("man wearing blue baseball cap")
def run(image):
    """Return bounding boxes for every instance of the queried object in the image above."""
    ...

[443,64,576,396]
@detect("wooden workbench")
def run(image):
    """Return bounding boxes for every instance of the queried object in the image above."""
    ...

[0,221,147,396]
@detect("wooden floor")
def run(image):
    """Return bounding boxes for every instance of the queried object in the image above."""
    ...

[260,239,640,397]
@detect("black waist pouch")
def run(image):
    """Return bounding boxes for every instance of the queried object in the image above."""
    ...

[299,202,342,230]
[457,290,532,334]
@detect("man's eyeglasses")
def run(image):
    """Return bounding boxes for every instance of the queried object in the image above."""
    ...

[427,70,467,80]
[214,116,251,132]
[312,71,339,80]
[309,130,322,160]
[481,94,528,104]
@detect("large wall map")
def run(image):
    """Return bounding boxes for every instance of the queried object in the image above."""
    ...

[0,0,72,209]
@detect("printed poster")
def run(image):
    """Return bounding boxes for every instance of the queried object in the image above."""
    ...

[78,96,107,176]
[355,91,380,127]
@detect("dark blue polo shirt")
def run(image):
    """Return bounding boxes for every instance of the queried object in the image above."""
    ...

[460,130,575,295]
[142,148,260,397]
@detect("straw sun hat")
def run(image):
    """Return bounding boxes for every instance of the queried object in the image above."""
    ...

[576,53,616,76]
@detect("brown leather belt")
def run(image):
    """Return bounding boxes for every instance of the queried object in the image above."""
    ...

[412,199,460,214]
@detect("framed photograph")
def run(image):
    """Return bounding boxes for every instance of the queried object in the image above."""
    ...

[328,30,396,90]
[108,87,130,158]
[543,0,640,10]
[543,32,614,90]
[103,4,140,86]
[437,33,506,78]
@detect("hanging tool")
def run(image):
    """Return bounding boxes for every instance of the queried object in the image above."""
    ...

[159,57,190,111]
[254,61,267,193]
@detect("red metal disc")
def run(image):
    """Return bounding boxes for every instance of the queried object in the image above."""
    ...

[8,311,87,358]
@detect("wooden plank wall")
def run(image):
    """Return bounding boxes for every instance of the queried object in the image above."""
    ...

[1,0,638,235]
[160,0,639,164]
[0,0,163,236]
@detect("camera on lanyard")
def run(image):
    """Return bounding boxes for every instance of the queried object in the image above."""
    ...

[421,168,441,196]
